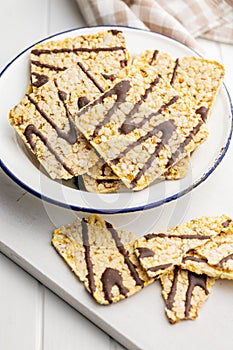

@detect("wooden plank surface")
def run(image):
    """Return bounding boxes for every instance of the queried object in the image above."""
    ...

[0,253,42,350]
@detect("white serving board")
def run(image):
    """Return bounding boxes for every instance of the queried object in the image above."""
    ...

[1,138,233,350]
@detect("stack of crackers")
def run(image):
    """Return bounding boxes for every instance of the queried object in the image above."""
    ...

[52,213,233,324]
[9,29,225,192]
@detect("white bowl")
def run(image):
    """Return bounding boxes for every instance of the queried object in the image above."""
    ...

[0,25,232,213]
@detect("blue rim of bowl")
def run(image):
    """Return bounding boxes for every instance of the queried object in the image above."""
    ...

[1,25,233,214]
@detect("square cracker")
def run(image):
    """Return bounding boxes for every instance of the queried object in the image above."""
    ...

[52,214,153,304]
[74,62,208,191]
[9,66,109,179]
[30,29,131,91]
[133,50,225,118]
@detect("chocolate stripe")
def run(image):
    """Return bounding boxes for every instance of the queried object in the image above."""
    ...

[136,247,155,259]
[31,60,67,72]
[110,120,176,166]
[76,80,130,119]
[31,72,49,88]
[77,61,104,93]
[182,256,208,264]
[96,179,117,185]
[27,94,77,145]
[145,232,211,240]
[222,219,232,228]
[54,80,78,144]
[170,58,179,86]
[166,266,179,310]
[185,271,208,318]
[109,29,122,35]
[119,76,161,134]
[77,96,90,109]
[217,253,233,268]
[165,109,207,168]
[150,50,159,65]
[120,59,128,68]
[120,94,178,136]
[24,124,74,175]
[31,46,125,56]
[81,218,96,294]
[106,222,144,287]
[88,80,131,139]
[102,73,116,81]
[148,263,173,273]
[130,120,177,188]
[196,106,209,122]
[101,268,129,304]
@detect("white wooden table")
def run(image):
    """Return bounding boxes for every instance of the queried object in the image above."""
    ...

[1,1,233,350]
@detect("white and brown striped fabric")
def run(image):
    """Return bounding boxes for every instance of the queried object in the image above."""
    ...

[76,0,233,51]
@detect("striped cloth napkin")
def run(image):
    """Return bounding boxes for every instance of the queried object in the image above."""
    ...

[76,0,233,51]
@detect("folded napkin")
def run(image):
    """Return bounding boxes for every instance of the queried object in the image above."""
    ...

[76,0,233,51]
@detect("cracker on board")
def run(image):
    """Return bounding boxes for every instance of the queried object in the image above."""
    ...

[160,266,215,324]
[181,220,233,279]
[134,215,232,279]
[52,214,153,304]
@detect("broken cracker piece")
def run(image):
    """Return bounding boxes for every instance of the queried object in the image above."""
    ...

[163,156,190,180]
[86,157,118,180]
[160,266,215,324]
[82,173,124,193]
[134,215,232,279]
[182,220,233,279]
[52,214,153,304]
